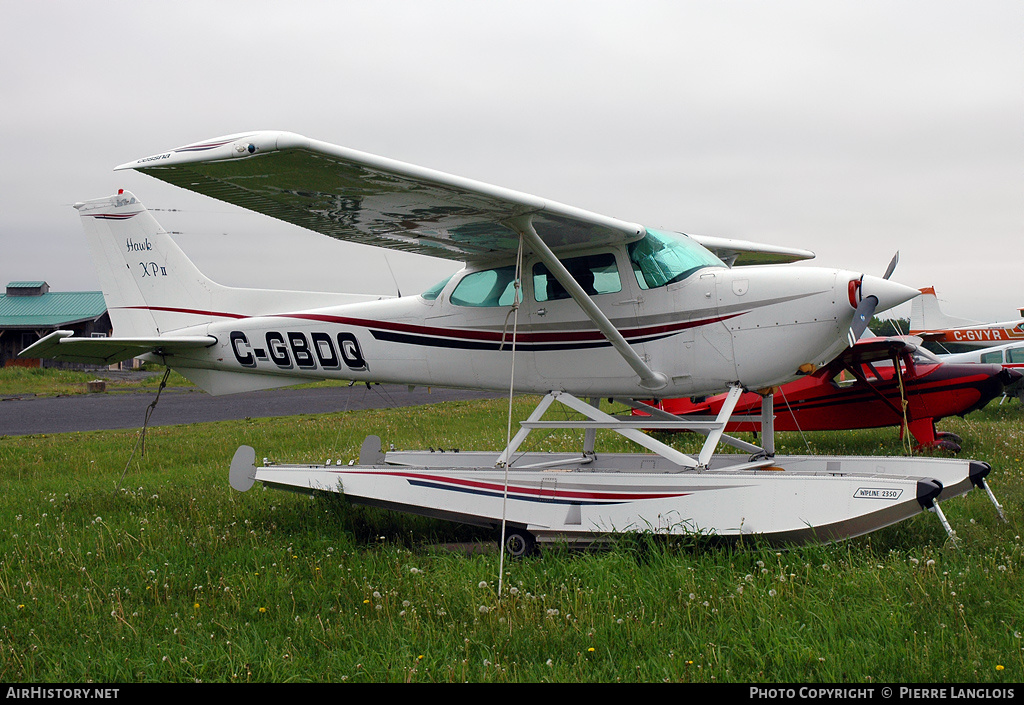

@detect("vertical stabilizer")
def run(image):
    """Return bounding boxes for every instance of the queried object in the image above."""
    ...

[75,191,230,336]
[909,286,979,332]
[74,191,381,338]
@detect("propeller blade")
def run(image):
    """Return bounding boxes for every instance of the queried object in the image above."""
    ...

[849,294,879,344]
[882,251,899,280]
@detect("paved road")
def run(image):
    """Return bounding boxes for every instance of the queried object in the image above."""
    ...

[0,384,503,436]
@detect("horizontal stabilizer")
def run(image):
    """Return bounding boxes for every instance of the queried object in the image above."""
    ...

[19,330,216,366]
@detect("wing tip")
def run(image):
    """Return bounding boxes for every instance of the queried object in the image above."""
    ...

[114,131,310,171]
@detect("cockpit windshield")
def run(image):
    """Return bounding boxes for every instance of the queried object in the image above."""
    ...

[628,229,726,289]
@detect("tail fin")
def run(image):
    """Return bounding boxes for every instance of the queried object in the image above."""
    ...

[75,191,379,337]
[75,190,232,336]
[909,286,979,332]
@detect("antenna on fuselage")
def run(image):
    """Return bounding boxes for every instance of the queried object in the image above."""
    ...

[383,255,402,297]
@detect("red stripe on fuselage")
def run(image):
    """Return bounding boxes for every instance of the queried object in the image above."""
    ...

[116,306,742,344]
[281,311,742,344]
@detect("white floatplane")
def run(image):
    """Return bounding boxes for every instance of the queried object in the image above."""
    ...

[23,131,1001,553]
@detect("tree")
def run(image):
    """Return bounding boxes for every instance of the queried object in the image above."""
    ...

[867,317,910,337]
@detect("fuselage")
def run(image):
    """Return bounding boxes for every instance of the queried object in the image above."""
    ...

[157,234,914,399]
[657,355,1015,433]
[913,323,1024,348]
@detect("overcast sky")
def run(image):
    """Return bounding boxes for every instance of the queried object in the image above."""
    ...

[2,1,1020,323]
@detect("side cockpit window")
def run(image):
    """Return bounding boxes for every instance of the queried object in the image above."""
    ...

[533,253,621,302]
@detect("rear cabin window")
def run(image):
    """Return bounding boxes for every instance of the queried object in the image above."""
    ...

[533,253,621,302]
[450,266,519,307]
[420,275,453,301]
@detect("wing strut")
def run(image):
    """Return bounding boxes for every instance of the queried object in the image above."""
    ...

[508,216,669,391]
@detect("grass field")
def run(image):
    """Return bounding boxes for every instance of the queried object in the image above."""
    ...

[0,379,1022,683]
[0,366,175,398]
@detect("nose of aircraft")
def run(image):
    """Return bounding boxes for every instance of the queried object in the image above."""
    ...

[1001,367,1023,387]
[858,274,920,314]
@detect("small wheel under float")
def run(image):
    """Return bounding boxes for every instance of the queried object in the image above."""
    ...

[502,529,537,558]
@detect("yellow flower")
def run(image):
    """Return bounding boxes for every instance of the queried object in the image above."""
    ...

[996,664,1005,671]
[588,647,595,653]
[194,603,200,610]
[259,607,267,613]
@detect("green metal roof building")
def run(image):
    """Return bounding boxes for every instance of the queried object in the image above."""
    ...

[0,282,111,367]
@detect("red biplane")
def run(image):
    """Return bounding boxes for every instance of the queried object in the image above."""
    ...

[642,336,1021,453]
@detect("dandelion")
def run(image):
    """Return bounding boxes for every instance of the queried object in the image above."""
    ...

[478,581,488,589]
[997,665,1005,671]
[588,647,595,653]
[259,607,266,613]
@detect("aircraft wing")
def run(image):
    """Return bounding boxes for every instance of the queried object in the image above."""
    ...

[688,234,814,266]
[823,335,925,372]
[115,131,645,261]
[19,330,217,366]
[116,131,815,265]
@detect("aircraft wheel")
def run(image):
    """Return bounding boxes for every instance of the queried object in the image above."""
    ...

[936,431,963,445]
[503,530,537,558]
